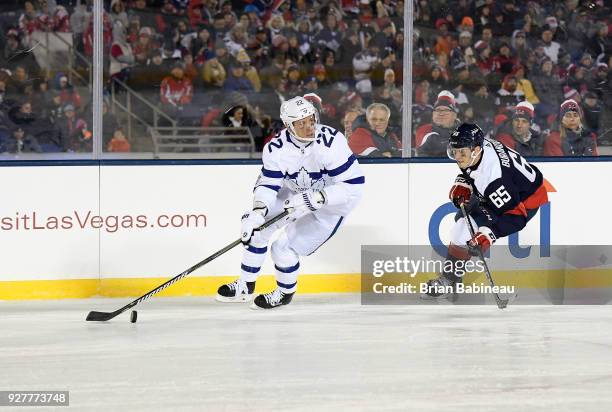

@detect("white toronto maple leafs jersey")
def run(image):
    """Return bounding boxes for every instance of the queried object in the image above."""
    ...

[254,125,365,215]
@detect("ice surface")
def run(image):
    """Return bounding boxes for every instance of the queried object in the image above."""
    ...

[1,295,612,411]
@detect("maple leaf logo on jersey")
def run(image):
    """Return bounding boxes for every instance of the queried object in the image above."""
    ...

[288,167,325,192]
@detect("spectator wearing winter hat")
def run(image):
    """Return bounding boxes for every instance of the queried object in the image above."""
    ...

[565,65,589,96]
[187,1,208,29]
[494,101,544,156]
[132,26,157,66]
[458,16,475,35]
[578,52,594,71]
[374,68,401,124]
[109,21,135,84]
[474,40,494,76]
[450,31,476,73]
[415,90,460,157]
[55,72,82,110]
[542,16,566,42]
[562,86,580,103]
[432,18,454,57]
[349,102,402,158]
[544,99,598,156]
[244,4,263,26]
[495,74,525,114]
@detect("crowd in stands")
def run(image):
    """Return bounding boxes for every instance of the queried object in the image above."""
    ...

[0,0,406,155]
[1,0,610,157]
[0,0,130,153]
[100,0,405,153]
[412,0,612,157]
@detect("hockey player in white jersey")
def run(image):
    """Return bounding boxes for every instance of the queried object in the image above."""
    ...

[216,96,365,309]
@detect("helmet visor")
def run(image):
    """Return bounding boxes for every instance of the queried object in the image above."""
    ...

[447,145,473,161]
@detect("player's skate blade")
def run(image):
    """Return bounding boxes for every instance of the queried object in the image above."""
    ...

[215,280,255,303]
[251,289,294,309]
[419,277,459,302]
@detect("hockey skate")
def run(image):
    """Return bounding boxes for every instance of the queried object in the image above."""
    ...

[420,275,461,301]
[251,288,294,309]
[216,279,255,303]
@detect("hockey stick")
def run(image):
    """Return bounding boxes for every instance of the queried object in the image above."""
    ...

[86,210,289,322]
[459,203,509,309]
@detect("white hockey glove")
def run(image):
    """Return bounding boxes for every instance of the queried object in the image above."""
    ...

[240,201,268,245]
[284,190,326,215]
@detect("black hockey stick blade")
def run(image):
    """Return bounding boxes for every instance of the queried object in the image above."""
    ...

[86,310,122,322]
[86,210,289,322]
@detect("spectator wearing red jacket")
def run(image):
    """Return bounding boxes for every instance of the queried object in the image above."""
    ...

[494,101,544,156]
[160,64,193,116]
[349,103,401,158]
[544,99,598,156]
[415,90,460,157]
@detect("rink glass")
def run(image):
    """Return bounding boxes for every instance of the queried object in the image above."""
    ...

[1,2,611,159]
[0,1,94,160]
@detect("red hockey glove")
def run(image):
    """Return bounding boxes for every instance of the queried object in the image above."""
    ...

[468,227,496,254]
[449,175,472,208]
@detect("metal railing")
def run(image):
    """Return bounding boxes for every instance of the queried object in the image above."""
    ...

[110,78,177,145]
[150,126,256,159]
[49,31,92,88]
[31,30,92,89]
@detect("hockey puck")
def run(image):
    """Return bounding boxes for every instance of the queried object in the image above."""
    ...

[130,310,138,323]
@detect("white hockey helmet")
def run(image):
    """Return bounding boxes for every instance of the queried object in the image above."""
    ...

[280,96,318,140]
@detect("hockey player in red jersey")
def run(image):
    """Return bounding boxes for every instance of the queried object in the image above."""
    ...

[424,123,548,297]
